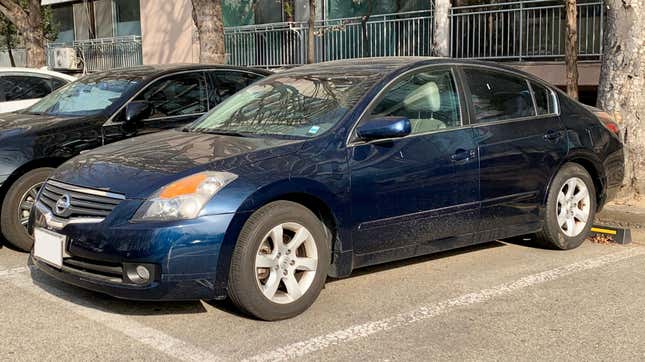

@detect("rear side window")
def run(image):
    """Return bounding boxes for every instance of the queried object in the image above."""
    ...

[531,82,557,115]
[136,72,208,118]
[208,71,264,107]
[0,75,54,101]
[464,69,535,123]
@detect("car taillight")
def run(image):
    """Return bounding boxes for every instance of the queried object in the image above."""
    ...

[594,110,620,135]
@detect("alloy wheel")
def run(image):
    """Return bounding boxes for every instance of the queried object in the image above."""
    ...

[17,182,43,233]
[255,222,318,304]
[556,177,591,237]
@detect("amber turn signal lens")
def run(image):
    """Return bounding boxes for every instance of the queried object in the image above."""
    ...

[159,173,208,199]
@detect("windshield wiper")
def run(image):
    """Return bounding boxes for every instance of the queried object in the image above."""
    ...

[201,130,249,137]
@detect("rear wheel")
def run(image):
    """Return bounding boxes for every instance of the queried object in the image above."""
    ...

[228,201,330,320]
[536,163,596,250]
[1,168,53,251]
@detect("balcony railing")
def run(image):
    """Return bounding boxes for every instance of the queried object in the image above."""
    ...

[46,36,143,72]
[225,0,603,68]
[450,0,603,60]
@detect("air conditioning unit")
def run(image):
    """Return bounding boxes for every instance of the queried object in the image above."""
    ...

[52,47,80,70]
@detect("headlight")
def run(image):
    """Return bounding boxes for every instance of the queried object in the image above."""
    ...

[131,171,237,222]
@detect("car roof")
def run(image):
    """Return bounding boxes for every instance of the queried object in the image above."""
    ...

[93,63,272,81]
[0,67,76,81]
[277,57,548,84]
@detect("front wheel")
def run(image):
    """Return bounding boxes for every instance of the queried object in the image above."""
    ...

[1,168,54,251]
[536,162,596,250]
[227,201,330,320]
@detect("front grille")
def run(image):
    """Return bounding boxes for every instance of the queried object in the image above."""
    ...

[39,180,125,219]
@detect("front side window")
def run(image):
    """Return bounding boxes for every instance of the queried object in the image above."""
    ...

[188,74,380,138]
[0,76,53,101]
[464,68,535,123]
[26,73,141,116]
[369,68,461,134]
[135,72,208,119]
[532,82,557,115]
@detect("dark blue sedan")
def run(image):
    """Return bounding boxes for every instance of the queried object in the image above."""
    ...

[30,58,624,320]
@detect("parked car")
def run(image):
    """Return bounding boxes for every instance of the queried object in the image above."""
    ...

[0,64,270,250]
[0,67,76,113]
[30,58,624,320]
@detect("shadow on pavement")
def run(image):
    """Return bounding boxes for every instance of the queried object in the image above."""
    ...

[28,266,209,316]
[330,240,506,282]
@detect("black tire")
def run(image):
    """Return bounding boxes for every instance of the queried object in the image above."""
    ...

[1,168,53,251]
[536,162,596,250]
[228,200,331,321]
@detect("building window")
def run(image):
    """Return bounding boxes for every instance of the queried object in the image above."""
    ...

[52,5,74,43]
[114,0,141,36]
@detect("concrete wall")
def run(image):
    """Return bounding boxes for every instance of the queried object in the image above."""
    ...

[139,0,199,65]
[512,61,601,87]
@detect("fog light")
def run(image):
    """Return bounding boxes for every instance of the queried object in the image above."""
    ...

[136,265,150,281]
[124,263,155,285]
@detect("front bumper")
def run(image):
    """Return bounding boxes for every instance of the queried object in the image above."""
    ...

[31,200,235,301]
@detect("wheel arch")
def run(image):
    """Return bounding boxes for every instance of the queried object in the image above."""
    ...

[0,157,67,208]
[545,150,606,210]
[215,178,351,290]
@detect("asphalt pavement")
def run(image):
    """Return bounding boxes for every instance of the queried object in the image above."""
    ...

[1,231,644,361]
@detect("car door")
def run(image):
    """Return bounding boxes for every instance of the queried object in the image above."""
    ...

[348,67,479,259]
[206,70,265,108]
[461,66,567,241]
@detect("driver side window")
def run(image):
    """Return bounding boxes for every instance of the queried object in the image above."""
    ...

[135,72,208,119]
[370,69,461,134]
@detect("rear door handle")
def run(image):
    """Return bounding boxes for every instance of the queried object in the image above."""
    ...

[451,149,476,162]
[544,129,563,142]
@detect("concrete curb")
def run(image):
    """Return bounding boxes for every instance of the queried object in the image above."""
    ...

[596,204,645,229]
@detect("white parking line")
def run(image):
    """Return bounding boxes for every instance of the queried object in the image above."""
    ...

[245,247,645,362]
[9,269,221,362]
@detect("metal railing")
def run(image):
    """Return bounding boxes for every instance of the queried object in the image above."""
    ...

[224,9,434,68]
[225,0,604,68]
[47,35,143,72]
[450,0,603,60]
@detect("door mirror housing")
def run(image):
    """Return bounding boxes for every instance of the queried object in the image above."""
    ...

[125,101,152,124]
[356,116,411,142]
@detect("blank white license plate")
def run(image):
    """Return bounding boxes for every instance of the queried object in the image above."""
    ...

[33,228,66,269]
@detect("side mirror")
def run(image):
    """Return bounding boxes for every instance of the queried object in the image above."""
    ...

[356,116,411,142]
[125,101,151,123]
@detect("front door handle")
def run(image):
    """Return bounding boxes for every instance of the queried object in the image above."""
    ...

[544,129,564,142]
[451,149,476,162]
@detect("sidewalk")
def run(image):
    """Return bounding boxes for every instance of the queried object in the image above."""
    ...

[596,198,645,229]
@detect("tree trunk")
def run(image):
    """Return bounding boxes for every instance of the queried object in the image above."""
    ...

[433,0,451,57]
[360,0,374,58]
[307,0,315,64]
[0,0,46,68]
[191,0,225,64]
[6,35,14,66]
[597,0,645,196]
[564,0,579,99]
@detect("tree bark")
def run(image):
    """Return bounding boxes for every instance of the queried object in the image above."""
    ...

[597,0,645,196]
[191,0,226,64]
[0,0,45,68]
[564,0,579,99]
[6,35,14,66]
[433,0,451,57]
[360,0,374,58]
[307,0,315,64]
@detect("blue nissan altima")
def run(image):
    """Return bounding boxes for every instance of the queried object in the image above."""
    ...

[30,58,624,320]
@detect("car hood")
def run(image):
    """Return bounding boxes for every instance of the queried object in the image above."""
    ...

[0,111,100,135]
[52,129,303,199]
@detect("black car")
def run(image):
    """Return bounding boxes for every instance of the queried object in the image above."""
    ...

[0,64,270,251]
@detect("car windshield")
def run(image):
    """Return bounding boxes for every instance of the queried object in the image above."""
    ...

[187,74,379,138]
[25,73,141,116]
